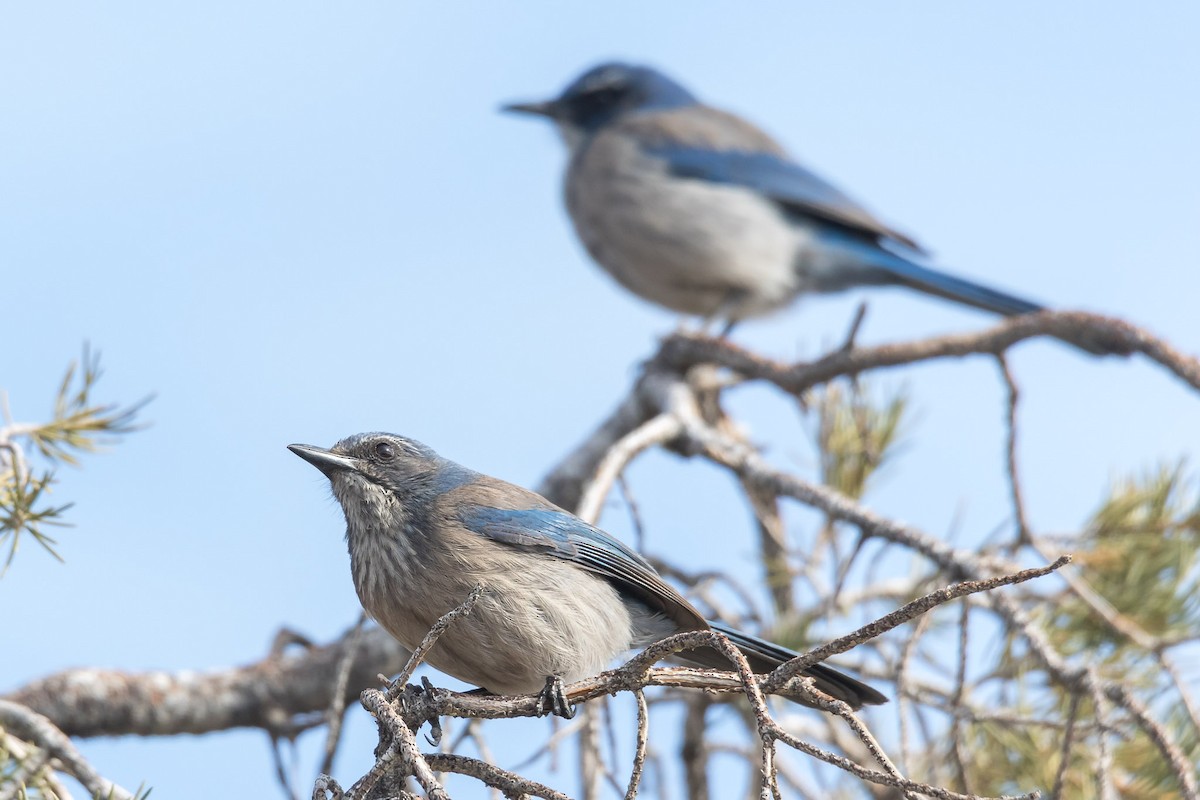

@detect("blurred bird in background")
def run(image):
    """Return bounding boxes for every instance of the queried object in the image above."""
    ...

[290,432,886,716]
[506,62,1115,354]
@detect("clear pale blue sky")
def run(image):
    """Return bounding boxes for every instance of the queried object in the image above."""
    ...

[3,3,1198,797]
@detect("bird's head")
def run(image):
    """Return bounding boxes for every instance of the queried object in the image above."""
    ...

[504,62,696,142]
[289,433,449,535]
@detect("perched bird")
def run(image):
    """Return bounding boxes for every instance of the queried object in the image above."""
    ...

[505,62,1113,353]
[290,432,886,715]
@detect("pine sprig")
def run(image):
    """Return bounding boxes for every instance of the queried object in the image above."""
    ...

[813,381,908,501]
[0,346,149,572]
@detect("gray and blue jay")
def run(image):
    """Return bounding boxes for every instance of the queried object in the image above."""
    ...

[505,62,1112,352]
[290,432,886,715]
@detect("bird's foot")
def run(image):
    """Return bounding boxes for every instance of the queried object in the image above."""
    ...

[535,675,576,719]
[389,676,445,746]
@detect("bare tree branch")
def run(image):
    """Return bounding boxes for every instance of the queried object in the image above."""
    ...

[651,312,1197,394]
[4,624,410,737]
[0,699,138,800]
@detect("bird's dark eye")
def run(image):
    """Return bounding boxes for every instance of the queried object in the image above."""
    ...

[588,86,622,106]
[374,442,396,461]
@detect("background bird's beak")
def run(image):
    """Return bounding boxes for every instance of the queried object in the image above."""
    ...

[501,100,559,119]
[288,444,360,476]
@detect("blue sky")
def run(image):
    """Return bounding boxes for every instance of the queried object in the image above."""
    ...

[2,3,1198,797]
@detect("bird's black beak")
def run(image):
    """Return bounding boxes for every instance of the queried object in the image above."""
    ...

[288,444,360,476]
[501,99,559,119]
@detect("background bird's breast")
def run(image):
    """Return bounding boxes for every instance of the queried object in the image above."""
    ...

[566,132,801,317]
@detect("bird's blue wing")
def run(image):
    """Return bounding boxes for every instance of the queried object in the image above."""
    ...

[651,144,1045,318]
[646,144,925,252]
[457,507,650,569]
[457,505,887,706]
[456,505,703,629]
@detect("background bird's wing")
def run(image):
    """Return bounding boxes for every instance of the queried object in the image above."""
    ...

[456,504,705,630]
[646,144,926,252]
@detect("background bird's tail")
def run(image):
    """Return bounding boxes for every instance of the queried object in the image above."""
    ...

[809,231,1121,355]
[812,230,1042,316]
[679,621,887,710]
[865,253,1043,316]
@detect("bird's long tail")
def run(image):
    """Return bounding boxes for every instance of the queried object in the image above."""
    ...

[679,621,887,710]
[865,252,1044,316]
[812,230,1041,315]
[809,231,1121,355]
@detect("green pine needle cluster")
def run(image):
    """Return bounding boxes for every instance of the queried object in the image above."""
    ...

[0,727,55,800]
[0,347,148,572]
[970,465,1200,798]
[814,381,908,501]
[1052,464,1200,655]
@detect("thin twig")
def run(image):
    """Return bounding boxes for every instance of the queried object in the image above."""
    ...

[1051,690,1082,799]
[681,694,710,800]
[895,611,933,775]
[1088,672,1115,800]
[321,613,367,775]
[509,714,588,772]
[576,413,682,524]
[617,474,648,554]
[623,690,649,800]
[1158,651,1200,745]
[1104,682,1198,799]
[949,601,972,795]
[997,354,1032,545]
[579,704,605,800]
[840,302,870,352]
[766,718,1039,800]
[386,585,485,701]
[268,735,299,800]
[459,720,503,800]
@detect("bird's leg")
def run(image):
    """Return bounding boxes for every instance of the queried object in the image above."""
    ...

[703,290,748,338]
[837,301,869,353]
[535,675,576,719]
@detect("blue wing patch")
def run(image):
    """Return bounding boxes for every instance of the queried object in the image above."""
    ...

[456,505,703,629]
[646,145,924,252]
[457,507,654,571]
